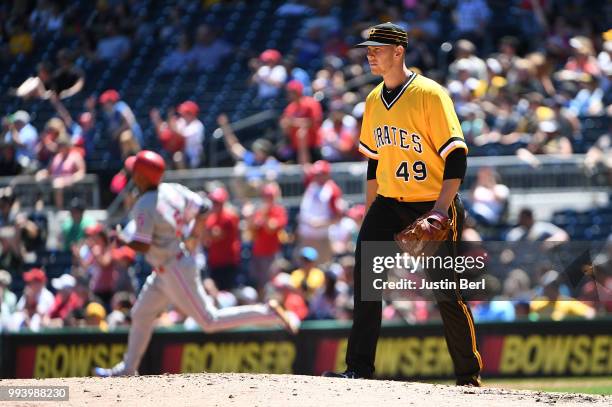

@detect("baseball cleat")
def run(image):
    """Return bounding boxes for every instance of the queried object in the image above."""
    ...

[268,299,300,335]
[322,370,363,379]
[456,375,483,387]
[93,361,135,377]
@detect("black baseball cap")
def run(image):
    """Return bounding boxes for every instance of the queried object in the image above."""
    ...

[355,22,408,48]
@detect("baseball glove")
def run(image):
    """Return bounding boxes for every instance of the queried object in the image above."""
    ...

[394,210,452,257]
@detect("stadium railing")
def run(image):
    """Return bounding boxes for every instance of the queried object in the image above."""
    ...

[2,155,599,213]
[164,155,598,200]
[209,109,279,167]
[0,174,100,208]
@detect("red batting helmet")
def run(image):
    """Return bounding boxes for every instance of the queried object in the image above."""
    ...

[125,150,165,186]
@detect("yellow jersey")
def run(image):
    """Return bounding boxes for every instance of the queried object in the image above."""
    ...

[358,73,468,202]
[290,267,325,299]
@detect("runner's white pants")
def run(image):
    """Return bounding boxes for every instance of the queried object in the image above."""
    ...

[122,254,280,374]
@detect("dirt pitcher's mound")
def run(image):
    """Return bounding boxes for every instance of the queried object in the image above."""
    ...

[3,373,611,407]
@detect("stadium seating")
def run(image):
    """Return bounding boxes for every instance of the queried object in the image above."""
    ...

[552,207,612,241]
[3,0,609,169]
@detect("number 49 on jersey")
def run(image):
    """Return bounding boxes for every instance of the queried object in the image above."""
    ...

[395,161,427,182]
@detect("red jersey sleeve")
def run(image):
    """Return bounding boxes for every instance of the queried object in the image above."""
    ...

[274,205,288,229]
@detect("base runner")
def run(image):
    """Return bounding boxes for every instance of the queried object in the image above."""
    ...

[94,150,298,377]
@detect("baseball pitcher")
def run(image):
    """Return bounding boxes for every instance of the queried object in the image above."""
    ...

[322,23,482,386]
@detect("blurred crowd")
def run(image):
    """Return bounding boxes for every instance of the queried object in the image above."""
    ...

[1,1,610,174]
[1,0,611,331]
[1,165,611,332]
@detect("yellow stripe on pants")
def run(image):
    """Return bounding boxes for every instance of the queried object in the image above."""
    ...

[450,200,483,370]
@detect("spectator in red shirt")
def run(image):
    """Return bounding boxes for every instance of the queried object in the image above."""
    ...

[280,80,323,164]
[202,187,241,290]
[76,224,116,307]
[296,160,344,264]
[245,183,288,295]
[48,274,83,326]
[320,100,359,162]
[271,273,309,321]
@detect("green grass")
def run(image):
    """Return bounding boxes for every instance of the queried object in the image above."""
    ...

[431,377,612,395]
[486,377,612,395]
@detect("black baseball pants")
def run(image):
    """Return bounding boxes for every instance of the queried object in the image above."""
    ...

[345,194,483,382]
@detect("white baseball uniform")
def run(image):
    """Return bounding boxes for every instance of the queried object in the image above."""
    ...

[113,183,285,375]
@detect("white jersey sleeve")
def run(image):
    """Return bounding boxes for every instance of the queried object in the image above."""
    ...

[121,219,137,242]
[131,194,156,244]
[170,183,211,223]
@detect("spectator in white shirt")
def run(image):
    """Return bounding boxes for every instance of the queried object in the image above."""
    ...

[329,204,365,257]
[175,101,204,168]
[252,49,287,100]
[467,167,510,226]
[13,268,55,331]
[449,39,487,81]
[506,208,570,244]
[297,160,344,264]
[0,270,17,331]
[5,110,38,170]
[150,101,204,169]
